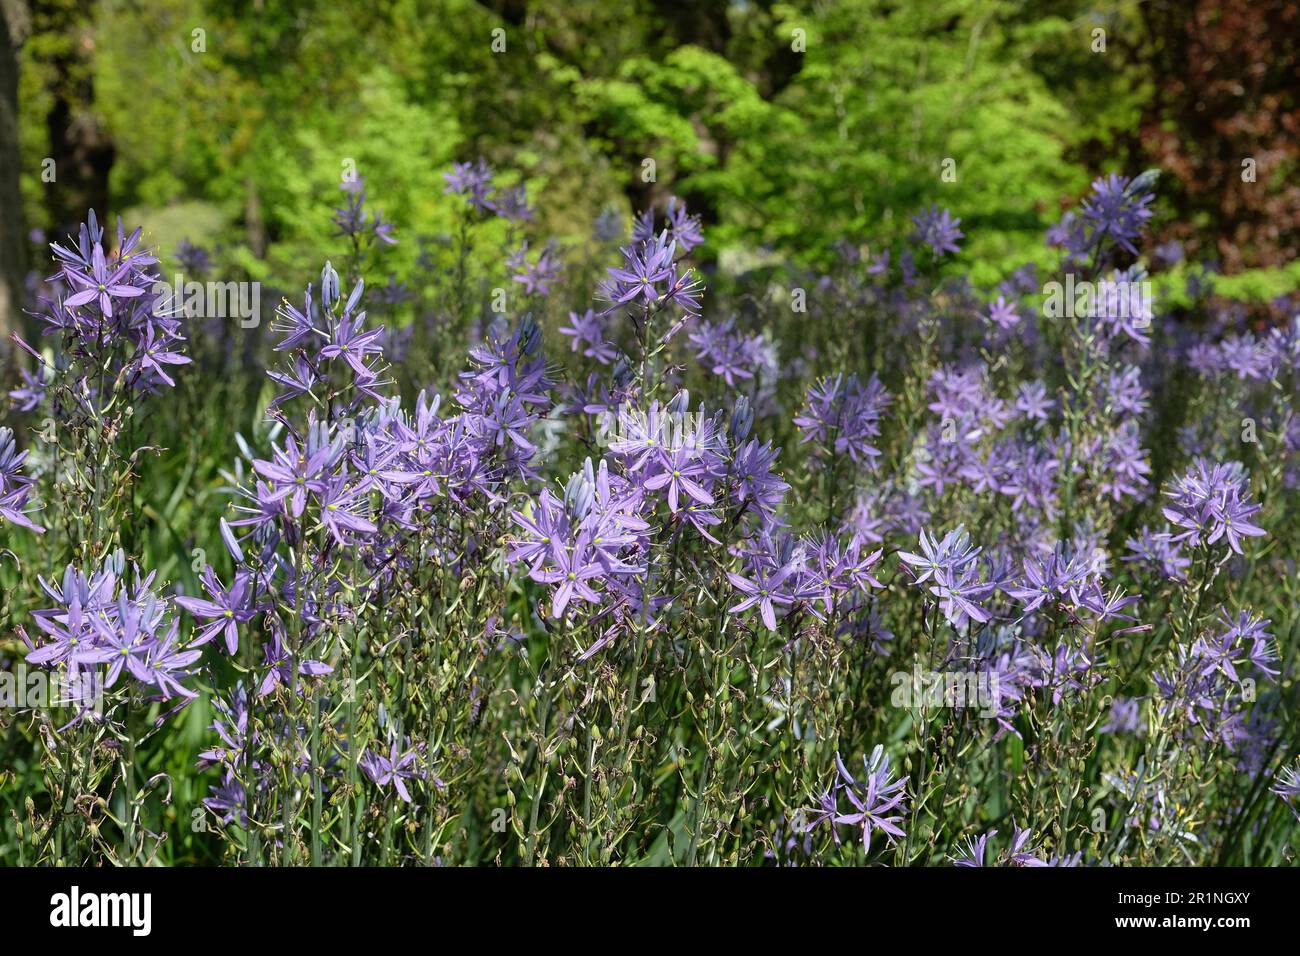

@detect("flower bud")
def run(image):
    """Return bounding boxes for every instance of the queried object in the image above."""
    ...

[321,261,340,308]
[564,466,595,522]
[729,396,754,442]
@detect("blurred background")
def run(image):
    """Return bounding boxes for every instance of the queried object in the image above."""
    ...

[2,0,1298,356]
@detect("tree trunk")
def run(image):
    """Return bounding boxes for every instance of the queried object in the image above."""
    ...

[0,0,28,368]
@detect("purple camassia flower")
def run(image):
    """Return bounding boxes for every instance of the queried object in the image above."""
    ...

[577,576,671,661]
[258,630,333,697]
[835,598,895,656]
[1092,266,1155,346]
[1005,544,1106,615]
[1123,525,1191,581]
[533,535,613,618]
[1186,323,1292,384]
[728,438,788,522]
[687,317,773,389]
[1153,609,1277,747]
[26,212,189,396]
[1024,640,1103,706]
[0,427,45,533]
[333,177,398,247]
[1197,609,1279,680]
[253,433,338,517]
[493,183,534,223]
[78,592,163,689]
[129,619,202,701]
[1097,421,1149,496]
[268,271,391,405]
[511,241,562,297]
[0,485,44,533]
[663,264,704,320]
[444,356,546,494]
[1214,332,1281,381]
[359,732,425,804]
[1266,316,1300,373]
[592,206,624,243]
[1107,364,1148,416]
[204,772,248,827]
[478,389,537,456]
[952,829,997,866]
[273,277,322,353]
[62,239,146,317]
[1160,459,1266,554]
[452,319,552,486]
[320,307,385,375]
[726,560,798,632]
[1014,380,1054,423]
[794,373,890,468]
[509,457,647,620]
[613,396,729,513]
[643,443,715,514]
[599,224,705,322]
[912,422,973,496]
[605,401,671,472]
[986,295,1020,330]
[806,747,909,854]
[199,683,314,825]
[316,473,379,545]
[992,439,1059,521]
[664,196,704,252]
[558,308,617,365]
[800,533,884,613]
[606,232,676,306]
[1080,172,1155,256]
[910,205,963,256]
[25,558,200,707]
[1100,696,1144,735]
[1010,829,1084,867]
[898,526,995,627]
[8,365,51,412]
[351,430,403,497]
[443,158,496,213]
[197,686,258,832]
[1273,765,1300,821]
[508,487,569,574]
[136,325,190,387]
[198,683,253,772]
[952,827,1055,867]
[926,363,1010,427]
[631,208,656,243]
[1076,420,1151,503]
[175,567,256,654]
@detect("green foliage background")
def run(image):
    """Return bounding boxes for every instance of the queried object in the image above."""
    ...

[21,0,1276,294]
